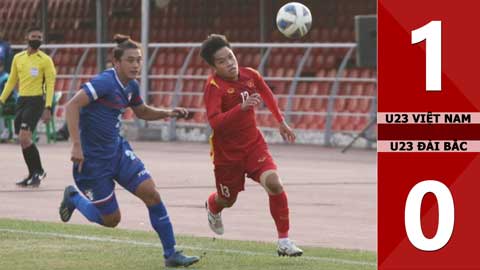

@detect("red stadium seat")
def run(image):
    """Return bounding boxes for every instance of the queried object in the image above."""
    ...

[161,94,173,107]
[283,54,294,66]
[183,80,195,92]
[351,83,364,96]
[270,54,282,68]
[302,114,314,126]
[312,97,327,112]
[291,97,301,111]
[345,98,359,112]
[338,82,351,96]
[285,68,295,78]
[300,97,313,112]
[166,53,175,67]
[295,117,308,129]
[193,81,205,92]
[334,98,346,112]
[261,115,274,127]
[55,79,64,92]
[342,116,356,131]
[307,82,319,95]
[360,68,373,78]
[274,68,285,78]
[277,97,288,111]
[150,94,163,107]
[346,68,360,78]
[332,115,349,131]
[358,98,373,113]
[268,81,287,94]
[193,111,206,123]
[353,116,369,131]
[155,53,167,67]
[179,94,193,108]
[324,55,336,69]
[311,115,326,130]
[363,83,376,96]
[256,113,269,127]
[191,96,203,108]
[163,80,175,92]
[265,68,274,77]
[252,53,261,67]
[296,82,308,95]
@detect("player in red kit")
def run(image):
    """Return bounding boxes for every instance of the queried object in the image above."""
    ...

[200,34,303,257]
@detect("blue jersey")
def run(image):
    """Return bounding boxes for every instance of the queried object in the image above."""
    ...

[80,68,143,159]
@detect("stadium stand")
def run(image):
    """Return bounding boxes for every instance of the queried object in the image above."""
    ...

[1,0,376,145]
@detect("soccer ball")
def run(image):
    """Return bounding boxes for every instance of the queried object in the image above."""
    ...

[276,2,312,39]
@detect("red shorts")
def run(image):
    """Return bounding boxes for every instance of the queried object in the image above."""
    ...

[213,144,277,200]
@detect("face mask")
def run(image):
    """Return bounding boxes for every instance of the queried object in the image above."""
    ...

[28,40,42,49]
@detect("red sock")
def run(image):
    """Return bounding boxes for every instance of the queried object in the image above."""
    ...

[269,191,290,238]
[208,192,224,214]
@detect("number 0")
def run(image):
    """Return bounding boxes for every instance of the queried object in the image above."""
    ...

[411,21,442,91]
[405,180,454,251]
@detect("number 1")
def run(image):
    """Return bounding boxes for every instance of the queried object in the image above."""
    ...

[411,20,442,91]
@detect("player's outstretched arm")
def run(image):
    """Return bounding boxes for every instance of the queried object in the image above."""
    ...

[251,69,295,143]
[65,90,90,172]
[132,103,193,121]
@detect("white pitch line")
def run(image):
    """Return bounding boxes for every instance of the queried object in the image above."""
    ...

[0,228,376,267]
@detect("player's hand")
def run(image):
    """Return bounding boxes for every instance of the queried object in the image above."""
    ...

[171,107,194,120]
[241,93,262,111]
[279,121,296,143]
[41,108,51,123]
[71,143,84,173]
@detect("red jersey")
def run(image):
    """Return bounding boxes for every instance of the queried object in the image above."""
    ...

[203,67,284,165]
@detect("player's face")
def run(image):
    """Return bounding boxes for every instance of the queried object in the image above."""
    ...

[26,31,43,50]
[213,47,238,80]
[116,49,142,81]
[26,31,43,42]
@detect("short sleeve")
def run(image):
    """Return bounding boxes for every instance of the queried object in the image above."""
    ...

[81,74,111,102]
[128,80,144,107]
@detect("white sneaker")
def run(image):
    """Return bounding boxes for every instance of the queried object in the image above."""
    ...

[0,129,9,140]
[205,201,224,235]
[277,238,303,257]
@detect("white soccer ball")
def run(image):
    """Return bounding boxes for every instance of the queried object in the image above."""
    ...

[276,2,312,39]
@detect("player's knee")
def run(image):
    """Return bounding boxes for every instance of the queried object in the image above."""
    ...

[18,133,32,148]
[267,181,284,195]
[135,179,162,206]
[263,172,284,195]
[142,189,162,206]
[103,212,121,228]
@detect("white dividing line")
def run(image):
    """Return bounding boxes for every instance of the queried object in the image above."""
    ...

[0,228,376,267]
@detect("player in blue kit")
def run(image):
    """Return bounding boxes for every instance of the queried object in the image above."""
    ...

[58,34,199,267]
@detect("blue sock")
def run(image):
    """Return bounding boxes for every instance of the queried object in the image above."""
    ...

[70,193,103,225]
[148,202,176,258]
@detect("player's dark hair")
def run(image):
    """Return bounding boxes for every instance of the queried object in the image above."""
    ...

[26,27,42,34]
[200,34,231,66]
[112,34,141,61]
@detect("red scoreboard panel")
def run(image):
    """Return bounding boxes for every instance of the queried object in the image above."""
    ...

[378,1,480,269]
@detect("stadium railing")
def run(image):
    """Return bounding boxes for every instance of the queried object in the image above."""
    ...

[11,43,377,148]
